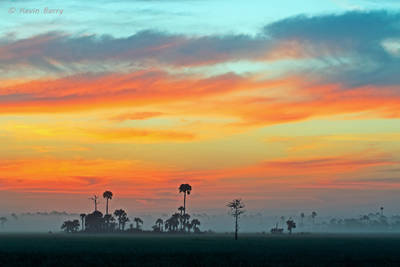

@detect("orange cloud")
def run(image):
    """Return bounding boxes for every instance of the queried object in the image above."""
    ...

[2,71,399,127]
[0,71,274,113]
[0,151,397,211]
[109,112,164,121]
[86,127,196,142]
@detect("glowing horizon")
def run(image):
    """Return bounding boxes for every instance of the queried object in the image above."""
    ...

[1,0,400,216]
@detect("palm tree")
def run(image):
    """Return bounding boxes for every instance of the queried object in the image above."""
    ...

[227,199,245,240]
[80,213,86,231]
[178,206,184,215]
[156,218,164,232]
[286,218,296,234]
[311,211,317,225]
[183,214,191,231]
[134,217,143,230]
[114,209,128,231]
[164,219,171,232]
[179,184,192,228]
[103,191,113,215]
[120,215,129,231]
[191,219,201,233]
[300,213,305,226]
[380,206,384,217]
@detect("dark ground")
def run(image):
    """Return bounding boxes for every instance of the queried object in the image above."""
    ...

[1,233,400,266]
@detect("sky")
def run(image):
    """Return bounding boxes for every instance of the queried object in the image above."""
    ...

[1,0,400,219]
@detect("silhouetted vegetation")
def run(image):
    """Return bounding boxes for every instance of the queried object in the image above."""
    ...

[60,183,205,235]
[227,199,245,240]
[57,186,400,237]
[61,220,80,233]
[286,218,296,234]
[270,223,284,234]
[102,191,113,215]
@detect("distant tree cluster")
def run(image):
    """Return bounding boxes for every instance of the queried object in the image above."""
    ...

[61,184,204,235]
[269,207,400,234]
[319,209,400,232]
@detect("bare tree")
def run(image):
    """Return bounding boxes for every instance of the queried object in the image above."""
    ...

[227,199,245,240]
[89,195,99,211]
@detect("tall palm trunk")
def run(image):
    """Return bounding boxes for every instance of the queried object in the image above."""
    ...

[235,213,238,240]
[106,198,109,215]
[183,192,186,215]
[183,192,187,230]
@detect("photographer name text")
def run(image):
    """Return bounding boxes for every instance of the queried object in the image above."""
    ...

[9,7,64,15]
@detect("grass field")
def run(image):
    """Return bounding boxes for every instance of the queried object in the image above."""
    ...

[1,233,400,266]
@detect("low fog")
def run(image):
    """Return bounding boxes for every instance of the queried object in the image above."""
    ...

[2,210,400,234]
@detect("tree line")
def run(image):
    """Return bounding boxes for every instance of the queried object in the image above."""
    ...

[61,184,204,235]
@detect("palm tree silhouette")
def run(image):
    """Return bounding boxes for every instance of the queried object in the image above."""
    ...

[227,199,245,240]
[103,191,113,215]
[120,215,129,230]
[300,213,305,226]
[164,219,170,232]
[156,218,164,232]
[286,218,296,234]
[178,206,184,215]
[191,218,201,233]
[183,214,190,231]
[179,184,192,229]
[311,211,317,225]
[380,206,384,217]
[134,217,143,230]
[80,213,86,231]
[114,209,128,231]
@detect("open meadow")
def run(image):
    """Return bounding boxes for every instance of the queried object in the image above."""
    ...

[1,233,400,266]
